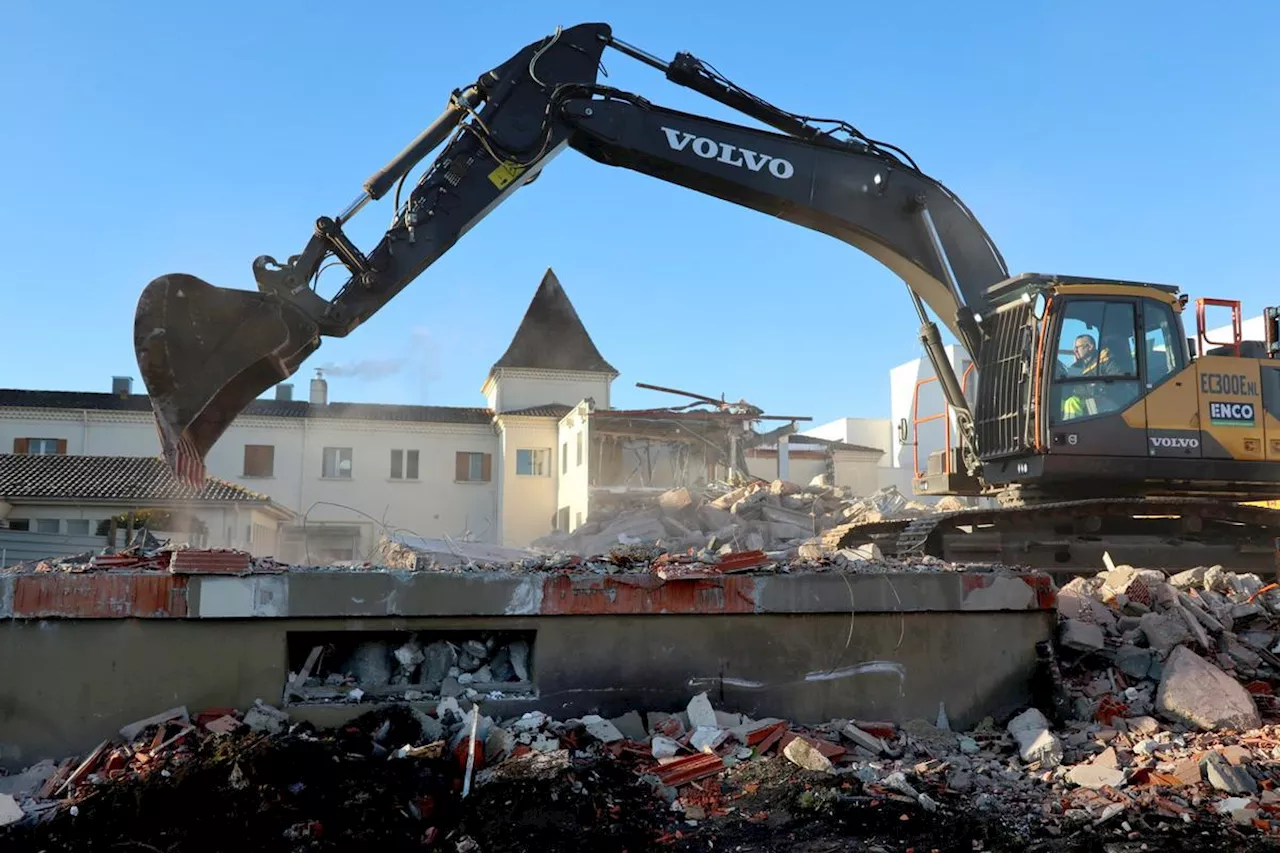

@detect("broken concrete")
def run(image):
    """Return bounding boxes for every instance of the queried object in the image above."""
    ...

[782,737,834,773]
[1066,761,1126,789]
[1007,708,1062,767]
[686,693,718,731]
[1059,619,1105,652]
[580,715,624,743]
[1140,611,1192,653]
[1204,752,1258,794]
[1156,647,1261,732]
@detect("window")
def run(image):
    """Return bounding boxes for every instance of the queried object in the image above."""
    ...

[322,447,353,478]
[1143,300,1186,387]
[13,438,64,455]
[6,519,29,531]
[243,444,275,477]
[576,433,583,467]
[1050,300,1141,425]
[455,451,492,482]
[66,519,90,535]
[516,448,550,477]
[391,449,420,480]
[562,442,568,474]
[35,519,59,534]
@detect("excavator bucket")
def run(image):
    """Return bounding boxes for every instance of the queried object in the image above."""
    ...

[134,274,320,484]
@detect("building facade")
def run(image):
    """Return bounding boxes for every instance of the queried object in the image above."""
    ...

[0,453,294,566]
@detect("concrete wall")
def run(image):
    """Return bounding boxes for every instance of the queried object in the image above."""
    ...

[496,415,559,546]
[831,450,882,495]
[555,407,591,533]
[0,568,1055,770]
[746,453,827,486]
[485,368,611,413]
[802,418,894,467]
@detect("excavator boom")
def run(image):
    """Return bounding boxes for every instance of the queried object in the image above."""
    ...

[134,22,1007,480]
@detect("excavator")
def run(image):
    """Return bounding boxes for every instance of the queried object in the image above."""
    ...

[133,22,1280,573]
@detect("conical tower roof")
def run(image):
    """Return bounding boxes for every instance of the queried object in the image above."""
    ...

[490,268,617,375]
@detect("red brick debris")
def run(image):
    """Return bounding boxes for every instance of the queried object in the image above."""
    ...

[5,676,1280,848]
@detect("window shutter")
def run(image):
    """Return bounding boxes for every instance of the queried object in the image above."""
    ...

[481,453,492,482]
[455,452,468,481]
[13,438,28,454]
[55,439,68,455]
[243,445,274,476]
[407,450,419,480]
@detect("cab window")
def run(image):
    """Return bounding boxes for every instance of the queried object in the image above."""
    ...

[1142,299,1185,386]
[1049,300,1141,424]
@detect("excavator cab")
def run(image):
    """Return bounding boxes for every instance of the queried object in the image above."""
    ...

[914,274,1280,503]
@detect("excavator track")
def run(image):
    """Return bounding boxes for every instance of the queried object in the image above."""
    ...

[822,497,1280,579]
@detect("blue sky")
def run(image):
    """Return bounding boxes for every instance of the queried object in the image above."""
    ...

[3,1,1277,427]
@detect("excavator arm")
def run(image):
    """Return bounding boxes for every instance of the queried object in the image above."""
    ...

[134,22,1008,481]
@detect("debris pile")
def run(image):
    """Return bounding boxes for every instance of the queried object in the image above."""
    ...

[8,666,1280,851]
[284,634,534,705]
[1034,557,1280,838]
[533,480,944,560]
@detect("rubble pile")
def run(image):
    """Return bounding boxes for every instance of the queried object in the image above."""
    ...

[533,480,949,560]
[285,634,534,705]
[8,669,1280,851]
[1036,559,1280,837]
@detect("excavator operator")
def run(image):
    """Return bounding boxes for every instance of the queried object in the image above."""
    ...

[1062,333,1127,420]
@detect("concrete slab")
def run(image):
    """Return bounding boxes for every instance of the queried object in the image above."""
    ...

[193,576,287,618]
[0,576,12,620]
[280,572,539,618]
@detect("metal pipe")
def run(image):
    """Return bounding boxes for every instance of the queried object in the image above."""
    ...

[601,34,670,72]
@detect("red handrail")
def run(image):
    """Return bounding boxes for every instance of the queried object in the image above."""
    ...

[1196,297,1242,357]
[911,362,975,479]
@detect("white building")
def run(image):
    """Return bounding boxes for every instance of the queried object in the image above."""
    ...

[0,453,294,563]
[0,269,883,559]
[800,344,973,499]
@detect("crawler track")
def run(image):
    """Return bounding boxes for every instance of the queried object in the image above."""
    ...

[824,497,1280,578]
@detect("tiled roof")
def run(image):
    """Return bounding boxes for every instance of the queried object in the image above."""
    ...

[491,268,618,376]
[0,454,278,503]
[0,389,494,425]
[499,405,574,418]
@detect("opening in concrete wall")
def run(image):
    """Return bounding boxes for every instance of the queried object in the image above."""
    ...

[283,629,535,705]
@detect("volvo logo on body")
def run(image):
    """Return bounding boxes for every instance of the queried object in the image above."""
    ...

[1150,436,1199,449]
[660,127,795,179]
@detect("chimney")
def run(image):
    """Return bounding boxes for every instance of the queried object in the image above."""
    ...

[111,376,132,397]
[309,369,328,406]
[275,383,294,401]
